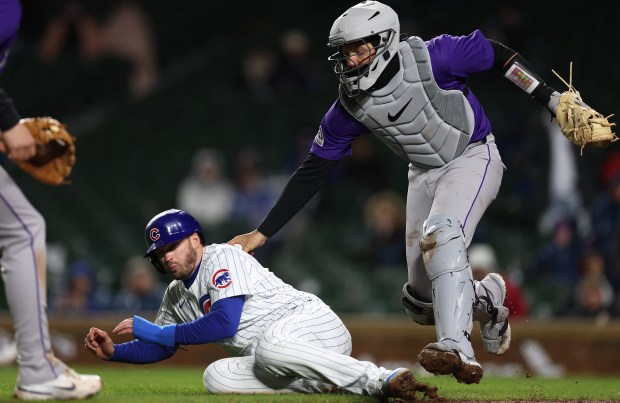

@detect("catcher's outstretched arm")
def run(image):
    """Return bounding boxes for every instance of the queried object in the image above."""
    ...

[488,40,558,114]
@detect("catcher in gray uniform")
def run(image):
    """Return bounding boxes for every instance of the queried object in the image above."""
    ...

[229,1,614,385]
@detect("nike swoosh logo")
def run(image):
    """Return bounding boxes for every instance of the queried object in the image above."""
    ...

[53,384,77,391]
[387,97,413,122]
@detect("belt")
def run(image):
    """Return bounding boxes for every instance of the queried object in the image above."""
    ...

[471,135,488,146]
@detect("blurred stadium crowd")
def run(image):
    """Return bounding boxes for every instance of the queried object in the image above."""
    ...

[1,0,619,321]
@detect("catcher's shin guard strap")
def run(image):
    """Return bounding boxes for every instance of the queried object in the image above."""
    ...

[402,283,434,325]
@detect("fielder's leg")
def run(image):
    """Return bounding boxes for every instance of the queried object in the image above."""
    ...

[0,170,68,386]
[402,163,435,326]
[417,213,482,384]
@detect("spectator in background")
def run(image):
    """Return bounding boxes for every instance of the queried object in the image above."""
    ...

[36,0,158,98]
[524,217,585,315]
[241,45,277,104]
[272,29,327,95]
[468,243,528,318]
[590,170,620,290]
[112,256,166,313]
[176,148,235,237]
[230,147,281,263]
[97,0,158,97]
[231,147,278,230]
[565,248,615,320]
[353,190,406,269]
[537,110,590,238]
[36,0,103,63]
[340,136,389,206]
[52,259,112,316]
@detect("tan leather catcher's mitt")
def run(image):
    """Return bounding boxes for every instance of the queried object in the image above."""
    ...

[553,64,617,154]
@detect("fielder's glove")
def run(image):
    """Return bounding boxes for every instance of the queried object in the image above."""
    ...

[17,117,76,185]
[551,64,617,154]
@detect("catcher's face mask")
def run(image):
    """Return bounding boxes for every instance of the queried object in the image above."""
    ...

[327,0,400,96]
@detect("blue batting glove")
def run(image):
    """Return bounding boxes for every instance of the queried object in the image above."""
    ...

[132,315,177,347]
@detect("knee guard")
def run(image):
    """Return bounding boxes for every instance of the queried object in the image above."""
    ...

[420,214,475,354]
[420,214,469,280]
[402,283,434,325]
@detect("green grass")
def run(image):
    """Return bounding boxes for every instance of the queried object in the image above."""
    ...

[0,365,619,402]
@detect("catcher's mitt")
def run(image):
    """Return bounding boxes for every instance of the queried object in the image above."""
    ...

[552,63,617,155]
[17,117,76,185]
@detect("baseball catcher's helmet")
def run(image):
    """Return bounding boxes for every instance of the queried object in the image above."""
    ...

[143,209,206,273]
[327,1,400,96]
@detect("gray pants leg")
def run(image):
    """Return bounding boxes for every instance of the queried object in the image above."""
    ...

[405,136,504,301]
[0,167,67,385]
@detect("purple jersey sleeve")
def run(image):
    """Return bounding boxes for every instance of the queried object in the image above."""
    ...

[311,99,369,161]
[426,29,494,142]
[0,0,21,75]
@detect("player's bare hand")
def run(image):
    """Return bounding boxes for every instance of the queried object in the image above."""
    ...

[113,318,134,335]
[84,327,114,360]
[227,230,268,254]
[0,123,35,161]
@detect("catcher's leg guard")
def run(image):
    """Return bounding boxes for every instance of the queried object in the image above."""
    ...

[420,214,475,359]
[402,283,434,325]
[418,214,482,383]
[474,273,511,354]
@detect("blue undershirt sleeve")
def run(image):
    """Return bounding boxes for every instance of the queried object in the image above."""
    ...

[110,339,176,364]
[175,295,244,345]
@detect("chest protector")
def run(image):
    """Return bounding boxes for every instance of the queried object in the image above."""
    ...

[340,36,475,169]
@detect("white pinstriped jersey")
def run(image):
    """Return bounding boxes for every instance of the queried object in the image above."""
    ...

[154,243,327,357]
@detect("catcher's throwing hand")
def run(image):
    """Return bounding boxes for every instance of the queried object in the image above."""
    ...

[552,64,618,155]
[227,229,268,254]
[84,327,115,360]
[1,116,76,185]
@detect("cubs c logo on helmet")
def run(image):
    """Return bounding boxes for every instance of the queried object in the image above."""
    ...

[211,269,232,289]
[149,228,160,242]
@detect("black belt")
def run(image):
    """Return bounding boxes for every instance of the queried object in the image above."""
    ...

[470,135,488,147]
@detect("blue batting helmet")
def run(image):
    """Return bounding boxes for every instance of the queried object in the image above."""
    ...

[143,209,206,272]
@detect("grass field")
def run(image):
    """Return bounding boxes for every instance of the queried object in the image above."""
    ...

[0,365,619,402]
